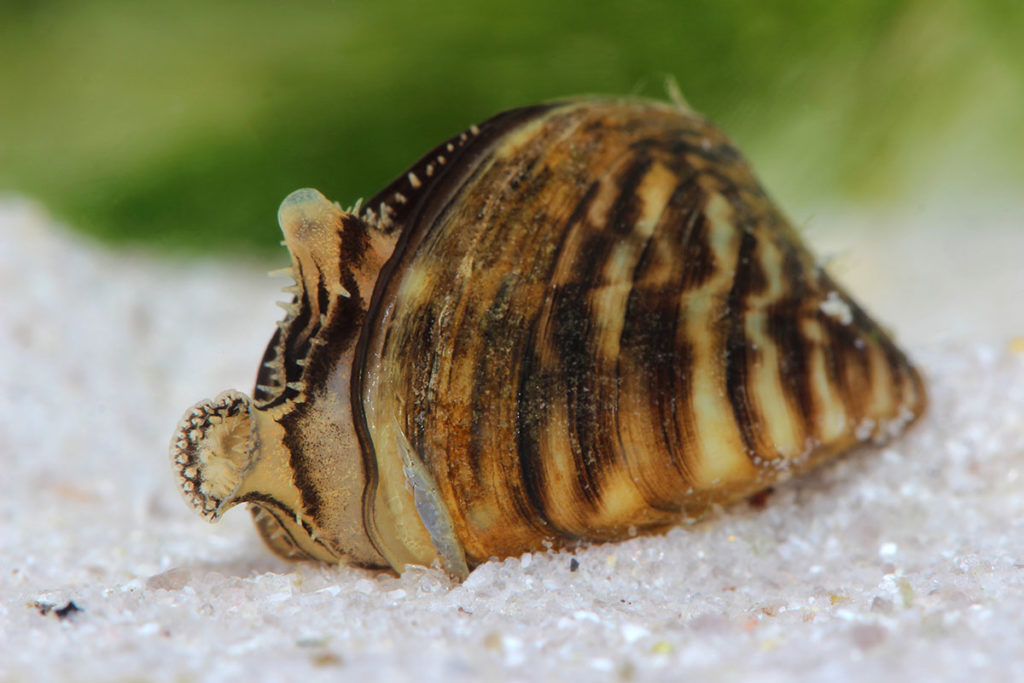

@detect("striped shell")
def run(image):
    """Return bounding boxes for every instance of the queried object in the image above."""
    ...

[171,97,925,578]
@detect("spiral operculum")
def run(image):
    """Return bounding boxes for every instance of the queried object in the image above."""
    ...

[170,390,256,521]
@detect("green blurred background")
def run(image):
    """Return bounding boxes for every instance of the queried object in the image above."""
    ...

[1,0,1021,255]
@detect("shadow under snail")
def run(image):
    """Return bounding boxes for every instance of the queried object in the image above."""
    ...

[170,96,926,579]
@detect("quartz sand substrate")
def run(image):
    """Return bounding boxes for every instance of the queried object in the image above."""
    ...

[1,197,1022,682]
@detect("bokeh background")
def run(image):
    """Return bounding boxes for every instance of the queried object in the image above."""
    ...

[3,5,1024,681]
[2,0,1021,255]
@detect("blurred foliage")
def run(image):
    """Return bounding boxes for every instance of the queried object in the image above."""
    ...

[1,0,1021,254]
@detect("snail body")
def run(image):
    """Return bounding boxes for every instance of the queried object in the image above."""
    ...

[171,97,925,578]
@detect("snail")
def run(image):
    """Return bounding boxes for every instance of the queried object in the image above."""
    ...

[170,96,925,579]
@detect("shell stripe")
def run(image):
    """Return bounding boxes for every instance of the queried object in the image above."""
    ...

[617,175,706,500]
[516,181,603,541]
[349,102,571,558]
[367,106,708,555]
[724,224,769,464]
[173,97,926,576]
[349,99,925,566]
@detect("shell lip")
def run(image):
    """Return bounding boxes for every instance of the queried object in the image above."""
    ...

[169,390,257,522]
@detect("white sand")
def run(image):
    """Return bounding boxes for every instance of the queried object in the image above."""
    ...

[1,197,1022,682]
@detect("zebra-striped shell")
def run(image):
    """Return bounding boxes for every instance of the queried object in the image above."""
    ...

[171,97,925,578]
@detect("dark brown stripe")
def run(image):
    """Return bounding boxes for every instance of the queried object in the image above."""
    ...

[513,182,603,539]
[818,316,860,421]
[515,316,581,542]
[315,269,330,321]
[549,282,602,506]
[605,156,654,236]
[466,270,558,536]
[407,304,439,448]
[615,177,706,496]
[278,424,326,521]
[680,212,717,292]
[629,130,743,169]
[549,156,658,510]
[467,273,520,482]
[724,217,768,460]
[667,179,717,292]
[462,268,552,534]
[813,275,873,420]
[337,213,371,270]
[618,286,697,502]
[701,166,769,205]
[766,241,817,440]
[514,323,552,530]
